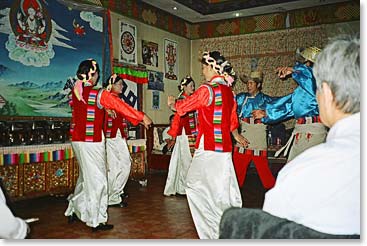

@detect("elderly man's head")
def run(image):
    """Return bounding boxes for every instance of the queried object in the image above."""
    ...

[313,35,360,128]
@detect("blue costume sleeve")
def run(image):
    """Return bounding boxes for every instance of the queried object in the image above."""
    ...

[292,63,317,97]
[262,94,294,124]
[235,92,246,116]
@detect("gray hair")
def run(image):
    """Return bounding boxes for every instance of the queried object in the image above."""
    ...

[313,35,360,114]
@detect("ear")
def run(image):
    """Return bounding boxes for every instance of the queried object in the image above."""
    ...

[321,82,334,108]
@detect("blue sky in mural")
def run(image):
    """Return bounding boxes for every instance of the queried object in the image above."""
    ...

[0,0,105,116]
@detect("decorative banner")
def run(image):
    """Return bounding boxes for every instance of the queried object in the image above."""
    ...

[142,40,158,67]
[0,0,105,117]
[119,20,137,65]
[147,70,164,92]
[0,143,73,166]
[164,39,178,80]
[113,66,148,109]
[152,91,160,110]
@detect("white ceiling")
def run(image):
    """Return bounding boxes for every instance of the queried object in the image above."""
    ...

[141,0,349,23]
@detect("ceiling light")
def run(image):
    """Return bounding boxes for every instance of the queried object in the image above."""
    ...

[235,13,240,17]
[173,6,177,10]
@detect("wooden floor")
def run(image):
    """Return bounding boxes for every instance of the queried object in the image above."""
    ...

[10,169,268,239]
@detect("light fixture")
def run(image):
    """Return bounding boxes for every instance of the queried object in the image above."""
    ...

[235,13,240,17]
[173,6,177,10]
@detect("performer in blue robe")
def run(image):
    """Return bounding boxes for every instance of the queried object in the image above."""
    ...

[233,70,276,189]
[253,47,327,161]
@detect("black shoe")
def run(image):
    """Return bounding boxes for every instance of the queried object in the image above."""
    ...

[109,201,128,208]
[92,223,114,232]
[68,213,79,224]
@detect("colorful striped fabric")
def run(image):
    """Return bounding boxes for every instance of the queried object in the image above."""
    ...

[128,145,146,153]
[211,82,223,152]
[0,146,74,166]
[85,89,98,142]
[105,117,113,138]
[113,66,148,84]
[188,111,198,136]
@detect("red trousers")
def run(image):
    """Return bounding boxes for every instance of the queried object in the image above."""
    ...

[233,149,275,189]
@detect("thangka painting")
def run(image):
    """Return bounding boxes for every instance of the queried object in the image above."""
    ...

[0,0,106,117]
[147,70,164,92]
[119,20,137,65]
[164,39,177,80]
[142,40,158,67]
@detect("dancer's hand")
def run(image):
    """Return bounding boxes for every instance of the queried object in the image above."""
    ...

[167,96,176,111]
[141,114,153,129]
[275,66,293,79]
[252,109,266,119]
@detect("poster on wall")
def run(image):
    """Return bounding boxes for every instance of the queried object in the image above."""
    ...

[152,91,160,110]
[120,79,138,109]
[142,40,158,67]
[0,0,105,117]
[147,70,164,92]
[119,20,137,65]
[164,39,178,80]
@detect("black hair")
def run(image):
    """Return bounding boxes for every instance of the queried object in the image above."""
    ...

[169,114,175,121]
[102,74,123,88]
[76,59,100,84]
[178,76,195,91]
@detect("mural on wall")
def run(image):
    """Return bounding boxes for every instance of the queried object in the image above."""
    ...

[142,40,158,67]
[164,39,177,80]
[119,20,137,65]
[0,0,104,117]
[147,70,164,92]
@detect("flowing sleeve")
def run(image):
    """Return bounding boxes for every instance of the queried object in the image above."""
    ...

[292,63,317,97]
[262,94,294,124]
[167,113,181,137]
[175,85,210,116]
[99,90,144,126]
[235,92,246,116]
[230,96,239,131]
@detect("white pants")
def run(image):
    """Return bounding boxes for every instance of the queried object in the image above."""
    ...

[106,130,131,205]
[164,129,193,196]
[65,141,108,228]
[186,137,242,239]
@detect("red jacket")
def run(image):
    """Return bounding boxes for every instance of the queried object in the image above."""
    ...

[175,76,238,152]
[104,93,142,139]
[168,92,197,138]
[71,85,144,142]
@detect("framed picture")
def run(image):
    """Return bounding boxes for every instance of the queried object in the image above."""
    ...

[164,39,178,80]
[147,70,164,92]
[152,91,160,110]
[142,40,158,67]
[119,20,137,65]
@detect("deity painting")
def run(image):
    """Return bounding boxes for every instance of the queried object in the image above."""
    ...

[164,39,178,80]
[9,0,52,51]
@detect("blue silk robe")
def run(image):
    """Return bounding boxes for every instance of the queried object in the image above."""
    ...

[262,62,319,124]
[236,92,273,119]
